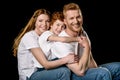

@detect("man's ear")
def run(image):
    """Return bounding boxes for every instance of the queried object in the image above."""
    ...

[64,19,67,25]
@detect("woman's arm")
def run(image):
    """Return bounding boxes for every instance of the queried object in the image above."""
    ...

[48,35,78,43]
[30,47,76,69]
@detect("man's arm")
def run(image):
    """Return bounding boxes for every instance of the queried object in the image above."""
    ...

[88,51,98,68]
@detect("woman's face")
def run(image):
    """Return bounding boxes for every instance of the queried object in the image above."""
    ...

[35,14,50,35]
[50,19,65,35]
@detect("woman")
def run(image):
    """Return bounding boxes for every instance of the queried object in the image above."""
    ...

[12,9,77,80]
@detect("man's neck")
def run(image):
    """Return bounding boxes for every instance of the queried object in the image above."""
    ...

[65,29,79,37]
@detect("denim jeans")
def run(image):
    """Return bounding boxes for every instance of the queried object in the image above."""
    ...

[29,66,71,80]
[71,62,120,80]
[100,62,120,80]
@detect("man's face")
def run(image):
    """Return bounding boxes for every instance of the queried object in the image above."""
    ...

[64,10,83,33]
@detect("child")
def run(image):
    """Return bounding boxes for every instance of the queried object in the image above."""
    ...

[35,11,79,67]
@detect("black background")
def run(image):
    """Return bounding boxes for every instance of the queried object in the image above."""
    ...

[1,0,120,79]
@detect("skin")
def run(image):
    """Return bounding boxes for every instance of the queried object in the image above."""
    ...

[35,14,50,35]
[31,14,77,69]
[48,19,79,42]
[64,10,98,76]
[50,19,65,35]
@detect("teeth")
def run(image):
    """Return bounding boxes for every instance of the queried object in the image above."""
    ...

[74,26,79,28]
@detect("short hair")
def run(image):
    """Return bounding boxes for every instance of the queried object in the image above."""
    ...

[63,3,81,17]
[50,11,64,26]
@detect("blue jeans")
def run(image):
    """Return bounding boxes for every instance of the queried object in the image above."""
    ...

[29,66,71,80]
[71,62,120,80]
[100,62,120,80]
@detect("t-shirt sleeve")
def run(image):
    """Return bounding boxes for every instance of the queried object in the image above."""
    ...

[22,33,39,49]
[51,41,75,58]
[83,30,91,46]
[38,31,53,45]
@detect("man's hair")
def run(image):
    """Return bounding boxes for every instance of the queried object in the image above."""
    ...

[63,3,81,17]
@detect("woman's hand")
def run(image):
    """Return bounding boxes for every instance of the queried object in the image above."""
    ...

[64,54,79,64]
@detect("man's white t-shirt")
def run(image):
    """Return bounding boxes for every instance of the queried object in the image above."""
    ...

[51,30,88,59]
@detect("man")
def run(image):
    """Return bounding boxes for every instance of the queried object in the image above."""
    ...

[51,3,120,80]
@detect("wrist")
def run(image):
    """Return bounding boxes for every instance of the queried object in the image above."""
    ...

[76,37,79,42]
[61,57,68,64]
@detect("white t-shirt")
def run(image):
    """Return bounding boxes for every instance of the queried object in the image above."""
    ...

[38,31,54,60]
[51,30,89,59]
[17,30,41,80]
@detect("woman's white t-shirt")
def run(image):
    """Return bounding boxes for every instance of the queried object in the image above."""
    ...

[17,31,42,80]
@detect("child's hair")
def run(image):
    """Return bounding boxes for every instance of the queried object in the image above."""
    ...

[50,11,64,27]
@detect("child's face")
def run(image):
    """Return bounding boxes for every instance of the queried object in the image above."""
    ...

[51,19,65,35]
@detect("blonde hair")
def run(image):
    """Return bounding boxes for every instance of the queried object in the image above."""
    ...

[12,9,50,57]
[63,3,81,18]
[63,3,84,34]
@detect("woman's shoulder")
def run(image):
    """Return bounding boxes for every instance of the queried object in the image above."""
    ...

[22,30,38,40]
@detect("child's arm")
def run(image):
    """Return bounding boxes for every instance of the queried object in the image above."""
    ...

[48,34,79,42]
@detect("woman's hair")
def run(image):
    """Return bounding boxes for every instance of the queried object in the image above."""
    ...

[50,11,64,27]
[12,9,51,57]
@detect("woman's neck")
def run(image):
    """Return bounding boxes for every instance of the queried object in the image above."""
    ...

[34,29,42,36]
